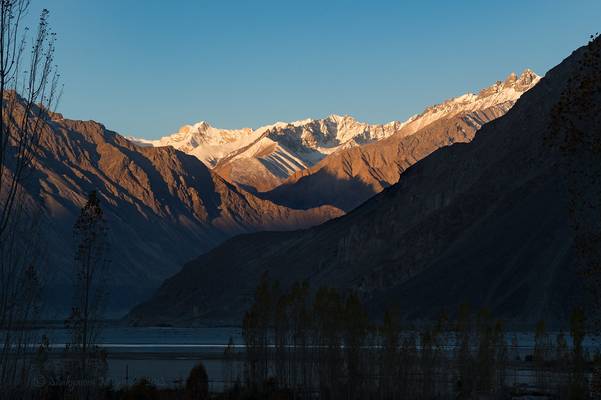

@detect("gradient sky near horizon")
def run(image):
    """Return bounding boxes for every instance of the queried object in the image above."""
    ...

[27,0,601,138]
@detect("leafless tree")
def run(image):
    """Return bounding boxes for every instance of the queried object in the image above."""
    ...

[0,1,60,236]
[64,191,109,398]
[0,0,59,396]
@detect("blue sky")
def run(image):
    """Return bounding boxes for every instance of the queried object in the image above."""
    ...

[27,0,601,138]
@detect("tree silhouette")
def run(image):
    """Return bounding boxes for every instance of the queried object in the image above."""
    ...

[65,190,110,397]
[0,1,60,395]
[185,362,209,400]
[237,277,601,398]
[533,320,550,391]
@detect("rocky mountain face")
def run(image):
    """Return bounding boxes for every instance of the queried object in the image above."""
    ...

[132,115,408,192]
[8,109,342,315]
[213,115,408,192]
[132,71,538,198]
[128,44,595,327]
[262,70,540,211]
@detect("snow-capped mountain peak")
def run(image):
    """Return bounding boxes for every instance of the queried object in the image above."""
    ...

[130,121,262,167]
[400,69,540,134]
[130,114,403,169]
[128,69,540,190]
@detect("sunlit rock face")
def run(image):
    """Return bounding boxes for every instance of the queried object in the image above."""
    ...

[130,115,409,192]
[131,70,539,196]
[260,70,540,211]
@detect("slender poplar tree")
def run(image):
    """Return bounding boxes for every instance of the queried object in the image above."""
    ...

[65,190,110,397]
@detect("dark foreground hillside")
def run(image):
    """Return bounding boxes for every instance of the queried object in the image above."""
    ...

[130,38,600,328]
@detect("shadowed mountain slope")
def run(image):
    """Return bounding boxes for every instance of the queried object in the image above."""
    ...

[5,108,342,315]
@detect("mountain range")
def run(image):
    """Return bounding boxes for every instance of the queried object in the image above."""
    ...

[131,70,539,200]
[9,109,341,315]
[127,42,597,327]
[131,115,407,192]
[4,64,542,317]
[262,70,539,211]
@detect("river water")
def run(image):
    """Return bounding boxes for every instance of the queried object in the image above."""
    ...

[42,326,243,390]
[35,326,601,391]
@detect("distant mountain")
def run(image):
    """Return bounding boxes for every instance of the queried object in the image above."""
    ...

[130,121,273,168]
[131,71,538,197]
[213,115,410,192]
[262,70,540,211]
[128,44,593,327]
[7,108,342,315]
[131,115,407,192]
